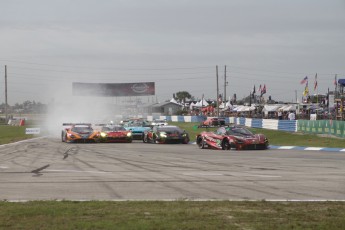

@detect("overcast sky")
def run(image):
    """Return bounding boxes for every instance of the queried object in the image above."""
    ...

[0,0,344,105]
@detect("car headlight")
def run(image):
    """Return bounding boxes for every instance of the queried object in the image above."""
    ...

[160,132,167,138]
[100,132,107,138]
[127,132,132,137]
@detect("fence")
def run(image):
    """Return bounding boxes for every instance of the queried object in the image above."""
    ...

[146,115,345,137]
[146,115,298,132]
[298,119,345,137]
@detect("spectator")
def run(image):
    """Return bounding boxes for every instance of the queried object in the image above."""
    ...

[278,109,283,120]
[288,111,295,120]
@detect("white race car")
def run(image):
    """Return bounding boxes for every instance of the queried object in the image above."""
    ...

[150,119,168,126]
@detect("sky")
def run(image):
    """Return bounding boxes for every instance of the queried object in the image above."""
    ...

[0,0,345,105]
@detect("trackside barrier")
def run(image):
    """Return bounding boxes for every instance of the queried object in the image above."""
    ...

[146,116,298,132]
[139,116,345,137]
[298,119,345,138]
[8,119,26,126]
[141,115,345,136]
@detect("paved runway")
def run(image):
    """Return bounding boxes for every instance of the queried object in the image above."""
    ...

[0,137,344,201]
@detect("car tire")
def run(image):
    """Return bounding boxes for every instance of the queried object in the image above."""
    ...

[152,135,157,144]
[182,137,190,144]
[61,132,66,142]
[143,134,147,143]
[197,136,205,149]
[222,139,230,150]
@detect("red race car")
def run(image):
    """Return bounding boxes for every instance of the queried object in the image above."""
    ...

[198,117,225,127]
[196,125,269,150]
[98,125,133,143]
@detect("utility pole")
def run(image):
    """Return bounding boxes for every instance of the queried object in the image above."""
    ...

[216,65,219,117]
[224,65,227,104]
[5,65,8,122]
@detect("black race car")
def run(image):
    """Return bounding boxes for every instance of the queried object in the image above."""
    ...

[142,125,190,144]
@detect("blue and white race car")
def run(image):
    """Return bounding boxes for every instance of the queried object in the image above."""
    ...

[123,119,151,140]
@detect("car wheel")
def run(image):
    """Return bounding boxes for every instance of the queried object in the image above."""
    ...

[61,132,66,142]
[182,137,190,144]
[197,136,205,149]
[143,134,147,143]
[152,135,157,144]
[222,139,230,150]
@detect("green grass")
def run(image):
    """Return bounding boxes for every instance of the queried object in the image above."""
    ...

[0,201,344,229]
[0,125,34,145]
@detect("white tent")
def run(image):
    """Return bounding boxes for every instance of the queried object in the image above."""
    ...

[262,105,282,112]
[225,101,233,109]
[189,102,196,110]
[194,99,209,107]
[233,105,245,112]
[280,105,296,111]
[170,98,178,103]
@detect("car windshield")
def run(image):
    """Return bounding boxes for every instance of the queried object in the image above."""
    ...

[157,126,182,133]
[71,126,93,133]
[127,120,150,127]
[226,127,253,136]
[102,126,126,131]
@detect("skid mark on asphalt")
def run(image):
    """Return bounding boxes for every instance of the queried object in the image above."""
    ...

[31,164,50,177]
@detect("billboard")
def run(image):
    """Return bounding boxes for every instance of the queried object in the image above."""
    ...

[72,82,155,97]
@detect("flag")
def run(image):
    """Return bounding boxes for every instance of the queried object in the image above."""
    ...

[303,82,309,96]
[334,74,337,86]
[261,84,266,96]
[258,84,262,92]
[300,76,308,84]
[218,94,222,103]
[252,85,256,98]
[314,73,318,91]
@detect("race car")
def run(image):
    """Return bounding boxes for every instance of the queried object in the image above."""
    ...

[123,118,152,140]
[142,125,190,144]
[98,125,133,143]
[196,125,269,150]
[150,119,168,126]
[61,123,100,143]
[198,117,226,128]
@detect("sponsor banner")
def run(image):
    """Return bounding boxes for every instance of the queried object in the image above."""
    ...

[72,82,155,97]
[26,128,40,135]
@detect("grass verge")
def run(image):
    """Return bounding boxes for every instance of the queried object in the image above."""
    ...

[0,125,34,145]
[0,201,345,230]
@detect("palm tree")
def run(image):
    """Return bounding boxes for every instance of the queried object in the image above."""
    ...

[175,91,192,105]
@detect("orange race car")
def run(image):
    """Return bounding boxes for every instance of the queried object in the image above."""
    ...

[61,123,100,143]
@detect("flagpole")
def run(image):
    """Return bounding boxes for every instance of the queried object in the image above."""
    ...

[316,73,318,105]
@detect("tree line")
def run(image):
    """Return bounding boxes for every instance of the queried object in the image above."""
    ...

[0,100,47,114]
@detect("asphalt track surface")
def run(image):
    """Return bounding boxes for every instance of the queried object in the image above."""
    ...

[0,137,344,201]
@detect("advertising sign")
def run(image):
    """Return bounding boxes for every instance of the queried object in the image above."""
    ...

[72,82,155,97]
[26,128,40,135]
